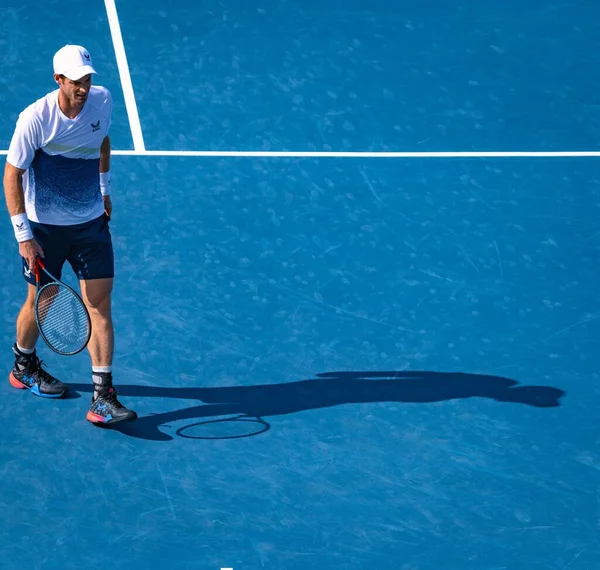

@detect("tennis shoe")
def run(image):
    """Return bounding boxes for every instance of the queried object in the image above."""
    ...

[8,344,68,398]
[86,374,137,425]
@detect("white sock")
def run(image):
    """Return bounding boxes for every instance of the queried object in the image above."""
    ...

[17,344,35,355]
[92,366,112,374]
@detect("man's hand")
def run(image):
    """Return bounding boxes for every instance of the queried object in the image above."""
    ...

[19,238,44,274]
[103,195,112,219]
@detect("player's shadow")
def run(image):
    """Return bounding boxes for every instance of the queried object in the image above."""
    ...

[67,370,565,442]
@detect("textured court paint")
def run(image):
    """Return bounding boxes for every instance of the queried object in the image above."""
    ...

[1,1,600,569]
[1,156,599,569]
[117,0,600,153]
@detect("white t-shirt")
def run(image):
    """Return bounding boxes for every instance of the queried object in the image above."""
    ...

[7,86,112,225]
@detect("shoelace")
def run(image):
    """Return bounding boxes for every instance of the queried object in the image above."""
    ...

[104,388,125,409]
[30,359,61,385]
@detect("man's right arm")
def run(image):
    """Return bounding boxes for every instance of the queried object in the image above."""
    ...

[4,161,44,271]
[4,161,27,217]
[4,109,45,271]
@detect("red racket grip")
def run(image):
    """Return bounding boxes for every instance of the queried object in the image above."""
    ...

[34,257,45,283]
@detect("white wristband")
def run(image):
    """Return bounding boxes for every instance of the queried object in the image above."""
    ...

[100,171,111,196]
[11,213,33,242]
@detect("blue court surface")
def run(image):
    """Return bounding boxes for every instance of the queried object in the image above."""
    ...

[1,2,600,570]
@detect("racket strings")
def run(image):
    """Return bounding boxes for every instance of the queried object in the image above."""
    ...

[36,284,90,353]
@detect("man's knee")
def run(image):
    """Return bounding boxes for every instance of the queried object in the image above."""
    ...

[81,278,113,313]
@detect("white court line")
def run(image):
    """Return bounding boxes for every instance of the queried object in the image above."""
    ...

[109,150,600,158]
[1,150,600,157]
[104,0,145,152]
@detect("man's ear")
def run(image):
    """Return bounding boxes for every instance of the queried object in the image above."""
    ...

[53,73,63,86]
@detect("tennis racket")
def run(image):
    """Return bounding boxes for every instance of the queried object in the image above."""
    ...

[34,258,92,356]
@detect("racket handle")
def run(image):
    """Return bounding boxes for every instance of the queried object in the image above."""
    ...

[34,256,45,282]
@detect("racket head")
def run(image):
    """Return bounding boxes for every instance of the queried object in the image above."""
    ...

[33,263,92,356]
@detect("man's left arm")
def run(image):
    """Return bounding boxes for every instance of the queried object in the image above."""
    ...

[100,135,112,218]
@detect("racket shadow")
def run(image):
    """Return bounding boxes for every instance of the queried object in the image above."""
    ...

[67,370,565,442]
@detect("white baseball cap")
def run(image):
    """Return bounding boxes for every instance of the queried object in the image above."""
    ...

[53,45,97,80]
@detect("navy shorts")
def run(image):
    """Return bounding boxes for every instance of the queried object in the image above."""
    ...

[22,213,114,286]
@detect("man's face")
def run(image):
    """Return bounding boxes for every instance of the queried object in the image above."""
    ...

[55,74,92,107]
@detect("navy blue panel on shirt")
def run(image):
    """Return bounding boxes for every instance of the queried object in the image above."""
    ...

[28,149,102,219]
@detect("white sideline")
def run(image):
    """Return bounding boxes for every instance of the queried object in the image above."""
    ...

[104,0,145,151]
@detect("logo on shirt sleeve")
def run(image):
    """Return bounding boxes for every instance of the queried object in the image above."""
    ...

[91,120,101,132]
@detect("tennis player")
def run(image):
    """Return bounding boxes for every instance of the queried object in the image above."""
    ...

[3,45,136,425]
